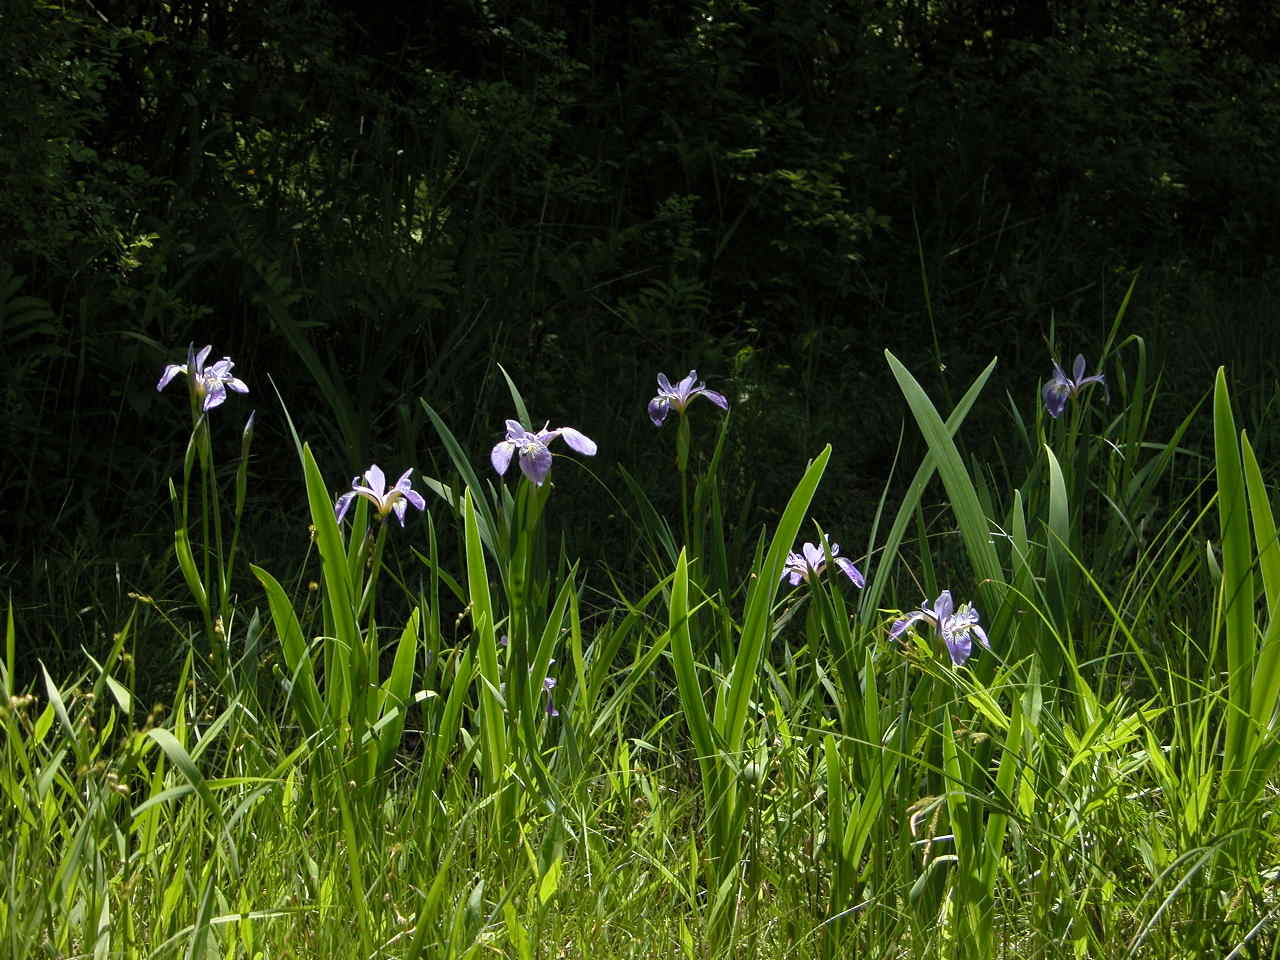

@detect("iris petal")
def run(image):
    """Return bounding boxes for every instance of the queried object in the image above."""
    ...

[157,364,186,391]
[834,557,865,588]
[520,444,553,485]
[558,426,597,456]
[491,441,516,476]
[700,388,729,410]
[335,492,357,523]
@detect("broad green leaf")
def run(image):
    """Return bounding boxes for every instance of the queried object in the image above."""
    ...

[252,564,324,739]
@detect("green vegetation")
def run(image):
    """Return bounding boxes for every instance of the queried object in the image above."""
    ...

[5,342,1280,956]
[4,1,1280,955]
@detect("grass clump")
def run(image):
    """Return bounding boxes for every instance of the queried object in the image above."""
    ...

[4,322,1279,959]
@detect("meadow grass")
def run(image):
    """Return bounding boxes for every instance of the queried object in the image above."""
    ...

[3,338,1279,959]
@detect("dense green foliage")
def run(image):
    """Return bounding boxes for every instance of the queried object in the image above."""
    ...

[3,20,1280,954]
[5,2,1279,628]
[4,352,1279,957]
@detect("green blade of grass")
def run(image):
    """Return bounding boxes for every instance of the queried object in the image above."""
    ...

[375,608,420,778]
[862,356,998,623]
[719,445,830,754]
[302,443,361,735]
[251,564,324,740]
[886,352,1003,605]
[465,488,508,796]
[1213,368,1254,794]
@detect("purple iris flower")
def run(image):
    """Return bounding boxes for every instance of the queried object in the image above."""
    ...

[781,535,866,588]
[490,420,597,486]
[890,590,990,667]
[648,370,729,426]
[157,344,249,412]
[543,675,559,717]
[1043,354,1107,419]
[334,465,426,527]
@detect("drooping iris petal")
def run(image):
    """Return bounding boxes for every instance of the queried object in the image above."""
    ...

[558,426,598,456]
[945,631,972,667]
[335,491,357,523]
[202,379,226,411]
[648,397,671,426]
[890,610,932,640]
[1043,379,1070,419]
[834,557,866,588]
[394,469,426,511]
[157,363,186,391]
[491,441,516,476]
[518,442,554,485]
[701,388,729,410]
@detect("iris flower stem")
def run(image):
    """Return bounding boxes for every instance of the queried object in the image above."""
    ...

[359,524,388,626]
[507,478,550,669]
[676,415,692,548]
[177,413,217,666]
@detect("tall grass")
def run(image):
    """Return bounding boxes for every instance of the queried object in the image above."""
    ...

[3,340,1279,959]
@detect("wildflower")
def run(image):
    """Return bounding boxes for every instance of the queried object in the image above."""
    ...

[491,419,597,486]
[543,675,559,717]
[157,344,249,412]
[1043,354,1106,419]
[890,590,990,667]
[648,370,729,426]
[781,535,865,588]
[334,465,426,526]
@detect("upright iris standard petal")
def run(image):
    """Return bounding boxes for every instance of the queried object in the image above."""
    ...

[1043,353,1106,419]
[781,533,865,588]
[648,369,729,427]
[156,343,249,411]
[334,464,426,527]
[490,419,597,486]
[890,589,991,667]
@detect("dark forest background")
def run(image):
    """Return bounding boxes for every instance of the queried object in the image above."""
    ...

[4,0,1279,662]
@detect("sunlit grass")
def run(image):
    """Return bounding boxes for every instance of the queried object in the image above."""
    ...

[4,337,1280,959]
